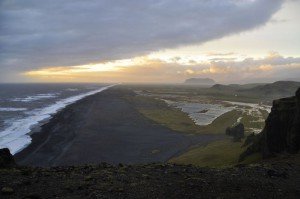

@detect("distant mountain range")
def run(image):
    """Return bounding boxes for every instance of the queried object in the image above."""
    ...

[211,83,266,91]
[240,81,300,95]
[211,81,300,99]
[184,78,215,85]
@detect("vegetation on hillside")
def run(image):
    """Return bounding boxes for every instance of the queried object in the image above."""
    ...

[169,139,262,168]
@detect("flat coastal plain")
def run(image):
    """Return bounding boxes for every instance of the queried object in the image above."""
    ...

[15,87,223,166]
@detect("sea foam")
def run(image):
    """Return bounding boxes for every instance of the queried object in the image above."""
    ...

[0,107,28,112]
[11,93,59,102]
[0,85,113,155]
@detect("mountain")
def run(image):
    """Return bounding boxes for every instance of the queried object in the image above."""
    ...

[283,78,300,82]
[240,88,300,161]
[211,83,266,91]
[209,81,300,102]
[210,84,239,91]
[240,81,300,99]
[184,78,215,85]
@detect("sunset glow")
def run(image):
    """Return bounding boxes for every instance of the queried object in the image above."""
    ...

[24,52,300,84]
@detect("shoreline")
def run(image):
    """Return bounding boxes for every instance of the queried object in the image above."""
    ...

[14,87,224,167]
[0,85,113,155]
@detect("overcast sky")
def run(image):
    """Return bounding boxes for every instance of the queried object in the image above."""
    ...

[0,0,299,83]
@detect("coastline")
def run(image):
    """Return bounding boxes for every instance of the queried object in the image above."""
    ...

[14,86,224,167]
[0,84,113,155]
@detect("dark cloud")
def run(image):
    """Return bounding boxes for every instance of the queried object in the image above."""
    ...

[0,0,283,81]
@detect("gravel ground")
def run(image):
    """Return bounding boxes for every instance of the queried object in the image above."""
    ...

[1,159,300,199]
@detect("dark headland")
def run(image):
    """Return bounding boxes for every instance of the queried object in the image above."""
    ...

[14,87,222,167]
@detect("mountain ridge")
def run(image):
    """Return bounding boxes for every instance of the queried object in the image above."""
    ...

[184,78,215,85]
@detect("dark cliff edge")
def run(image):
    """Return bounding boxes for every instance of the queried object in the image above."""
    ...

[0,148,16,168]
[240,88,300,161]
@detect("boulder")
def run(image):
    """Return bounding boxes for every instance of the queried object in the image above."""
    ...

[1,187,14,195]
[0,148,16,168]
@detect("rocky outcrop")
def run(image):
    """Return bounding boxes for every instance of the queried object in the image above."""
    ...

[226,123,244,142]
[240,88,300,161]
[0,148,16,168]
[262,89,300,155]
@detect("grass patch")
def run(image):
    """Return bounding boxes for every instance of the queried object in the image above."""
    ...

[169,139,245,167]
[170,139,262,167]
[200,110,242,134]
[126,84,264,103]
[139,108,201,134]
[240,153,262,164]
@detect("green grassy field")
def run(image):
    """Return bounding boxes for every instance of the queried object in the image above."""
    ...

[126,95,242,135]
[169,139,262,167]
[126,84,266,104]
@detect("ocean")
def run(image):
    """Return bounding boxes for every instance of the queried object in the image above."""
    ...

[0,83,112,154]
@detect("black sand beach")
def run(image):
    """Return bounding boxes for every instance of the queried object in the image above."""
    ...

[15,87,223,167]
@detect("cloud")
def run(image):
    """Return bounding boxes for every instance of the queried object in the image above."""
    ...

[180,52,300,83]
[0,0,283,81]
[24,52,300,83]
[205,52,236,57]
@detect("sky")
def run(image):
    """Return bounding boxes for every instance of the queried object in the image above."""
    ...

[0,0,300,84]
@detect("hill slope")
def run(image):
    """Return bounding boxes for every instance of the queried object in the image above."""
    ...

[208,81,300,102]
[240,81,300,99]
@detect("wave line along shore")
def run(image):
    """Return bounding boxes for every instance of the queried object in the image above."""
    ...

[0,84,115,155]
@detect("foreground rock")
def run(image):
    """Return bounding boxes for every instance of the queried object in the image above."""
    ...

[1,136,300,198]
[1,158,299,199]
[1,187,14,195]
[263,88,300,155]
[0,148,16,168]
[240,88,300,161]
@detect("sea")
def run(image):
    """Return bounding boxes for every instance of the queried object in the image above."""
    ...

[0,83,112,155]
